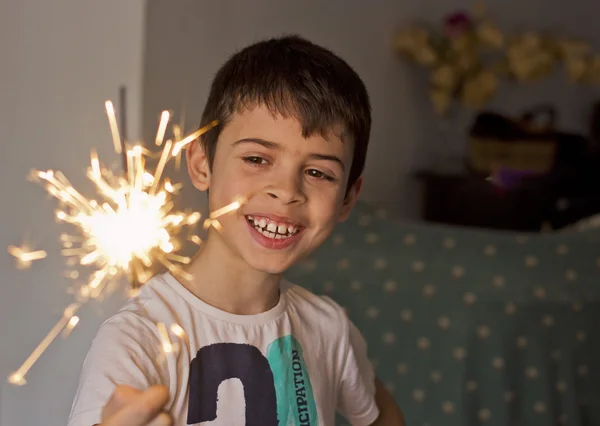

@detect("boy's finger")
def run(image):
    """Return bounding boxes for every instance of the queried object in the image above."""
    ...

[101,385,143,421]
[147,412,173,426]
[105,385,169,426]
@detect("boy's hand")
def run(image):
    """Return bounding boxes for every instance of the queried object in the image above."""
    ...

[99,385,172,426]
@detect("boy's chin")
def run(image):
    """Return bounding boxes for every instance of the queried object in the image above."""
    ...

[245,256,293,276]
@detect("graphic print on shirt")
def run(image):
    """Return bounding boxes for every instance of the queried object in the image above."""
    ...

[187,336,318,426]
[266,335,318,426]
[187,343,278,425]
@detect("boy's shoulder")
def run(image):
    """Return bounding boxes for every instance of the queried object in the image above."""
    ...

[282,279,350,327]
[91,274,178,340]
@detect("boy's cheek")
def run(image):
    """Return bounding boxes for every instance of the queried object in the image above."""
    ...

[209,169,252,200]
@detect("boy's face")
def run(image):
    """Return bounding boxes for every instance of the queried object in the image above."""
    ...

[187,104,362,274]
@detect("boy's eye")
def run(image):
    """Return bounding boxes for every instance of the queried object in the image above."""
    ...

[306,169,335,181]
[243,156,268,165]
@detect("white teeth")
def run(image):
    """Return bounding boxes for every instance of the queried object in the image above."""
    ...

[247,215,300,239]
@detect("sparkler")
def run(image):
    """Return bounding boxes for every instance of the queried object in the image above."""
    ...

[7,102,243,386]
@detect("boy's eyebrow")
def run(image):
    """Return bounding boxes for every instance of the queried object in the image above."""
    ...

[232,138,345,170]
[232,138,280,150]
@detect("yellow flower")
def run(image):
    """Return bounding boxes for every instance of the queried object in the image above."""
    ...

[506,35,556,81]
[509,51,555,81]
[454,52,478,73]
[450,33,476,53]
[556,39,590,59]
[415,46,438,66]
[431,64,459,90]
[394,27,438,66]
[394,27,429,52]
[585,55,600,85]
[394,10,600,113]
[476,21,504,48]
[565,57,588,83]
[460,70,498,107]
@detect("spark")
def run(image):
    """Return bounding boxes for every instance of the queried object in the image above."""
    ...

[202,196,248,233]
[164,179,182,194]
[171,120,219,157]
[157,322,173,354]
[203,218,223,232]
[172,124,184,169]
[189,235,203,245]
[104,101,122,154]
[170,323,186,339]
[210,198,245,219]
[155,111,170,146]
[8,303,80,386]
[7,104,235,385]
[155,322,188,367]
[8,245,47,269]
[61,316,80,339]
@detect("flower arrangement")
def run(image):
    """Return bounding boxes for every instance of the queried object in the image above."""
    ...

[393,4,600,114]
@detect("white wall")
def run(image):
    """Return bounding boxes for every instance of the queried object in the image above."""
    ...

[0,1,145,425]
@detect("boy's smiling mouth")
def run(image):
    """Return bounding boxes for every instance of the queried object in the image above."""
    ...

[244,214,305,249]
[246,215,301,238]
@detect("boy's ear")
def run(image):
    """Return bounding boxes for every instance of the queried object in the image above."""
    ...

[338,176,363,223]
[186,138,211,191]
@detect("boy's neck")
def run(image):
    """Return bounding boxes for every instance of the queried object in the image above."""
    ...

[181,231,281,315]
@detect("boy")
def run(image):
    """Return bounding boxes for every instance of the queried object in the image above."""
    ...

[68,35,404,426]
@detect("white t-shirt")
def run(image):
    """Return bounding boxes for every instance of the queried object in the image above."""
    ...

[68,273,379,426]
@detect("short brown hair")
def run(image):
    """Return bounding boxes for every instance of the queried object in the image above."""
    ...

[198,35,371,195]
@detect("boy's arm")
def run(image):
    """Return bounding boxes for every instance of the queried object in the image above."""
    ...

[336,316,405,426]
[68,312,168,426]
[369,378,405,426]
[336,319,380,425]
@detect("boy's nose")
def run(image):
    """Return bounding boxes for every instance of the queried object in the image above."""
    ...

[264,176,306,205]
